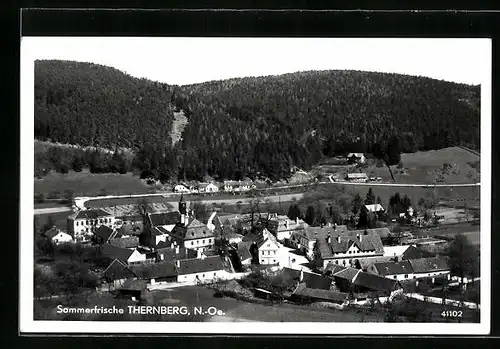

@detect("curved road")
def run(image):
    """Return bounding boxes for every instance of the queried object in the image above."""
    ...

[34,180,480,214]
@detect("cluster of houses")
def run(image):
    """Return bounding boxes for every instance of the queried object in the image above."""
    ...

[173,180,257,194]
[40,190,454,306]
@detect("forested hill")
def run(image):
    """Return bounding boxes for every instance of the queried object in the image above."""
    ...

[35,60,177,149]
[34,60,480,182]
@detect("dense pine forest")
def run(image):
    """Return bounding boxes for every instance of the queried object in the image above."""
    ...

[34,60,480,182]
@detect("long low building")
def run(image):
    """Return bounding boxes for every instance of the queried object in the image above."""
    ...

[368,257,451,281]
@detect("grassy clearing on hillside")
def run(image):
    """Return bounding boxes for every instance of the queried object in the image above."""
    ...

[34,211,72,233]
[171,110,189,146]
[34,170,151,197]
[313,147,480,185]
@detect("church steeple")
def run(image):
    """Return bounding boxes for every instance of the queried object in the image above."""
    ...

[179,194,187,225]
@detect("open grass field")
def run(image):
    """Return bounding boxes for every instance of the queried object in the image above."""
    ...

[34,170,151,198]
[313,147,480,185]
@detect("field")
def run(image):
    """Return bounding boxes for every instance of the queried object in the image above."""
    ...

[34,170,151,198]
[313,147,480,185]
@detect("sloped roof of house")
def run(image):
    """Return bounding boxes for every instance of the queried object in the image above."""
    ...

[121,279,147,291]
[353,271,401,293]
[316,230,384,258]
[324,263,348,275]
[293,283,348,303]
[402,245,436,260]
[332,267,361,282]
[281,268,332,290]
[170,218,215,241]
[347,153,365,158]
[374,261,414,276]
[223,180,240,186]
[237,242,253,261]
[109,236,139,249]
[43,226,60,239]
[303,225,348,241]
[101,243,136,263]
[70,209,112,220]
[408,257,450,273]
[149,212,180,227]
[129,261,178,279]
[178,256,226,275]
[257,229,279,249]
[102,259,136,282]
[155,245,195,261]
[365,204,385,212]
[95,225,115,242]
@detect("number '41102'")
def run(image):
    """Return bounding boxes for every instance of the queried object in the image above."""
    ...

[441,310,463,318]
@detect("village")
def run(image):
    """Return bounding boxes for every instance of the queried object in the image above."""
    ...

[36,148,481,322]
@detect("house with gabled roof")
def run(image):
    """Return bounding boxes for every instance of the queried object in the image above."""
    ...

[291,283,349,306]
[43,226,73,245]
[257,228,283,266]
[129,261,178,285]
[293,223,346,258]
[351,271,403,299]
[314,228,385,269]
[169,217,216,252]
[365,203,385,213]
[347,153,366,164]
[102,259,137,288]
[369,260,414,281]
[268,215,307,241]
[67,209,115,242]
[408,257,451,280]
[176,255,231,284]
[93,225,117,245]
[401,245,436,260]
[101,244,147,265]
[198,182,219,193]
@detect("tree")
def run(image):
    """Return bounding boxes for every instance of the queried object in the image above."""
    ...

[365,188,376,205]
[357,206,369,229]
[448,234,479,286]
[351,193,363,215]
[376,196,383,205]
[305,205,316,226]
[287,204,302,221]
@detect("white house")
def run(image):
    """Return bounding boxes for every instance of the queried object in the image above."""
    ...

[101,244,151,265]
[257,228,283,266]
[408,257,451,281]
[365,204,385,213]
[223,181,239,192]
[268,215,307,241]
[347,153,366,164]
[43,226,73,245]
[345,173,368,182]
[383,245,411,258]
[369,260,415,281]
[173,184,190,193]
[67,209,116,242]
[292,224,346,258]
[169,218,216,252]
[177,255,231,284]
[198,182,219,193]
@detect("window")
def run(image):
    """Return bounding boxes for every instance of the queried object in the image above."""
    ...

[76,222,79,226]
[86,221,89,225]
[214,273,216,276]
[273,251,276,255]
[393,276,397,279]
[261,260,265,263]
[191,241,194,246]
[202,274,205,278]
[209,239,212,243]
[197,240,200,244]
[404,274,408,279]
[267,244,270,247]
[273,260,276,263]
[335,261,339,264]
[203,239,205,243]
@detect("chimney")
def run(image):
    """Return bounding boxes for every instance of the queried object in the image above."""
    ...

[160,254,164,261]
[358,234,362,242]
[285,220,289,229]
[175,259,180,268]
[336,235,341,243]
[180,214,185,225]
[170,241,175,248]
[327,233,331,244]
[334,222,337,230]
[295,217,299,225]
[175,245,180,254]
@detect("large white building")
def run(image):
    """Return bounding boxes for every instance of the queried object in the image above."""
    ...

[257,228,283,266]
[67,209,115,242]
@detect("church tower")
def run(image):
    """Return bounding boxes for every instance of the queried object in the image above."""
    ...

[179,194,187,225]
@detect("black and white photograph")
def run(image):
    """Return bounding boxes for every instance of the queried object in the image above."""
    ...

[20,36,491,334]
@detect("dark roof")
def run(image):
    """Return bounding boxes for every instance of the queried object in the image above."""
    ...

[237,242,253,261]
[303,225,348,241]
[43,226,59,239]
[374,261,414,276]
[109,236,139,249]
[293,283,348,303]
[73,209,112,220]
[353,272,401,293]
[178,256,225,275]
[101,243,136,263]
[103,259,136,281]
[402,245,436,260]
[408,257,450,273]
[129,262,178,279]
[120,279,147,291]
[325,263,348,275]
[156,246,197,261]
[118,222,143,236]
[95,225,115,242]
[332,267,361,281]
[281,268,332,290]
[170,218,215,241]
[257,229,279,249]
[316,230,384,259]
[149,212,180,227]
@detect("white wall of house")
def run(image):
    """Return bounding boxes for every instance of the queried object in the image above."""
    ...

[412,270,451,280]
[51,232,73,244]
[70,215,115,241]
[258,238,282,265]
[229,236,243,244]
[205,184,219,192]
[383,245,410,257]
[127,250,147,264]
[178,270,231,283]
[183,237,215,251]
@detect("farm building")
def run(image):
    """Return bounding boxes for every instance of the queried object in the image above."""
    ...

[345,173,368,182]
[198,182,219,193]
[347,153,366,164]
[43,226,73,245]
[67,209,116,242]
